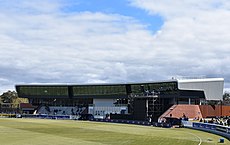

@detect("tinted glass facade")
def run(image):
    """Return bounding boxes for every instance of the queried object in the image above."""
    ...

[17,86,69,98]
[16,81,203,99]
[129,82,178,96]
[73,85,127,97]
[16,82,179,99]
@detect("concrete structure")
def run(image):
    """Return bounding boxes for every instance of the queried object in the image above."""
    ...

[177,78,224,100]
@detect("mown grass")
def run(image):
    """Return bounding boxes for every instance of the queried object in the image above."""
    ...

[0,118,229,145]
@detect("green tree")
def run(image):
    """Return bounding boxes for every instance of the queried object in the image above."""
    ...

[223,92,230,105]
[0,90,17,103]
[0,90,28,107]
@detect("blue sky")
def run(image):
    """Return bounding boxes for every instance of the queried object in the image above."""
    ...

[62,0,163,32]
[0,0,230,93]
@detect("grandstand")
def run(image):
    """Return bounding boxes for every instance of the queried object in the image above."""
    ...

[15,77,225,121]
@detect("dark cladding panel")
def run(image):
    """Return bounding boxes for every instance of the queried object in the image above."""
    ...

[133,98,147,121]
[15,85,22,97]
[68,86,73,99]
[126,84,132,94]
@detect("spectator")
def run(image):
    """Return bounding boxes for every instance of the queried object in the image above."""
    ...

[227,118,230,126]
[199,118,203,122]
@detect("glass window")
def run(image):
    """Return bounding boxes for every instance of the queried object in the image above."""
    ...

[19,86,68,96]
[73,85,126,96]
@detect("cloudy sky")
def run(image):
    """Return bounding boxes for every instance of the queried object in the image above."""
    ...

[0,0,230,94]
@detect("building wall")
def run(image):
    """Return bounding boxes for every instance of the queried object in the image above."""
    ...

[199,105,230,118]
[177,78,224,100]
[93,99,116,107]
[160,104,230,119]
[91,99,127,119]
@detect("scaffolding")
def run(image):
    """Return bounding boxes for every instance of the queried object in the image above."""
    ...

[147,96,164,121]
[128,93,164,121]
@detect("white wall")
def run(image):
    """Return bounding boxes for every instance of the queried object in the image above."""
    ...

[93,99,116,107]
[91,99,127,118]
[177,78,224,100]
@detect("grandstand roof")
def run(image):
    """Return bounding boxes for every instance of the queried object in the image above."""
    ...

[15,78,223,100]
[177,78,224,83]
[16,79,177,86]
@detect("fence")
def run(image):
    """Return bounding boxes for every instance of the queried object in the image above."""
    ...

[90,118,172,128]
[182,121,230,140]
[20,114,72,119]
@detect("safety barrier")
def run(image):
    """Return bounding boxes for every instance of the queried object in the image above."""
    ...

[182,121,230,140]
[20,114,71,119]
[0,114,16,118]
[90,118,172,128]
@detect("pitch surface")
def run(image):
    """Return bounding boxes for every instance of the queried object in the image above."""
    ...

[0,118,229,145]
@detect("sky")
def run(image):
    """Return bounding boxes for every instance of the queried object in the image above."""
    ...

[0,0,230,94]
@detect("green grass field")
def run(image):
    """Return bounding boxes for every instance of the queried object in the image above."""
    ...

[0,118,229,145]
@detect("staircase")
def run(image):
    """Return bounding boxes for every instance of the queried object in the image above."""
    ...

[158,105,177,121]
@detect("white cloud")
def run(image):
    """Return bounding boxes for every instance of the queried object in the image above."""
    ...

[130,0,230,89]
[0,1,155,94]
[129,0,230,19]
[0,0,229,94]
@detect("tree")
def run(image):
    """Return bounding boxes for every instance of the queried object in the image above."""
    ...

[0,90,28,108]
[223,92,230,105]
[0,90,17,103]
